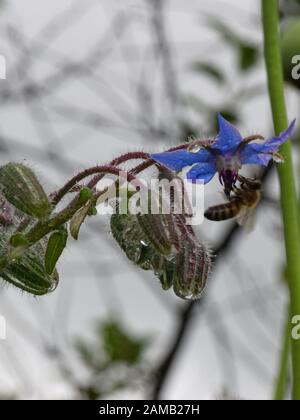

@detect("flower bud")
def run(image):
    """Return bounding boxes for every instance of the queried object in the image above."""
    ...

[137,214,171,256]
[0,244,59,295]
[173,241,211,300]
[152,254,174,290]
[110,212,212,300]
[110,213,147,264]
[0,162,51,219]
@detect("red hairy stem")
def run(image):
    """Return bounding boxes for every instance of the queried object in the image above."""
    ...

[88,152,151,189]
[51,143,190,206]
[89,144,189,188]
[51,165,142,206]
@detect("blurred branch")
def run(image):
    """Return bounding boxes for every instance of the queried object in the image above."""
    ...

[151,0,179,117]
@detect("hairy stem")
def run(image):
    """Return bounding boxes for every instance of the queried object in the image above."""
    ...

[87,152,151,190]
[22,168,140,247]
[262,0,300,400]
[51,155,150,206]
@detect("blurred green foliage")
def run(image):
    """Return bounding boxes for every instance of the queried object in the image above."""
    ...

[101,320,148,364]
[239,43,259,71]
[74,319,150,399]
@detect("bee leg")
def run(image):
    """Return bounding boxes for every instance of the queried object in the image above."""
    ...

[237,174,247,183]
[245,178,262,190]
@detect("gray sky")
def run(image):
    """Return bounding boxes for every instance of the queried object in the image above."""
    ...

[0,0,299,400]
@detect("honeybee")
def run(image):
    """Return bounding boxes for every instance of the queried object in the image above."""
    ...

[204,175,262,228]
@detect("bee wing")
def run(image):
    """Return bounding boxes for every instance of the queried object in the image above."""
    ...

[236,207,257,231]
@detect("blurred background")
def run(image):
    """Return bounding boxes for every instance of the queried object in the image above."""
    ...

[0,0,300,400]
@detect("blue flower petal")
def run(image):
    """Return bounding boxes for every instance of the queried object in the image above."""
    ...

[212,113,242,153]
[186,162,217,183]
[239,146,272,166]
[240,119,296,165]
[260,119,296,152]
[151,149,212,172]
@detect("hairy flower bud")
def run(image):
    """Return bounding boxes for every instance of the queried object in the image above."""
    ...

[110,211,212,300]
[0,162,51,219]
[110,213,147,264]
[137,214,171,256]
[173,241,211,299]
[0,240,59,295]
[151,253,175,291]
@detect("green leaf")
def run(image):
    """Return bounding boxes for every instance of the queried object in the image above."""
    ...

[45,229,68,275]
[70,200,91,240]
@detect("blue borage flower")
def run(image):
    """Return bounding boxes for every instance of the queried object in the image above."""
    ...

[151,113,296,197]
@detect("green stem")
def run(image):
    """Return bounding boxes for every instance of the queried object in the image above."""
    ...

[262,0,300,400]
[25,169,140,243]
[273,305,291,400]
[24,196,85,244]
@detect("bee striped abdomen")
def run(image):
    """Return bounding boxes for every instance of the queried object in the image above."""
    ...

[204,176,262,226]
[204,199,241,221]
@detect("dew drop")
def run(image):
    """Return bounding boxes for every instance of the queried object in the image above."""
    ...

[188,145,201,154]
